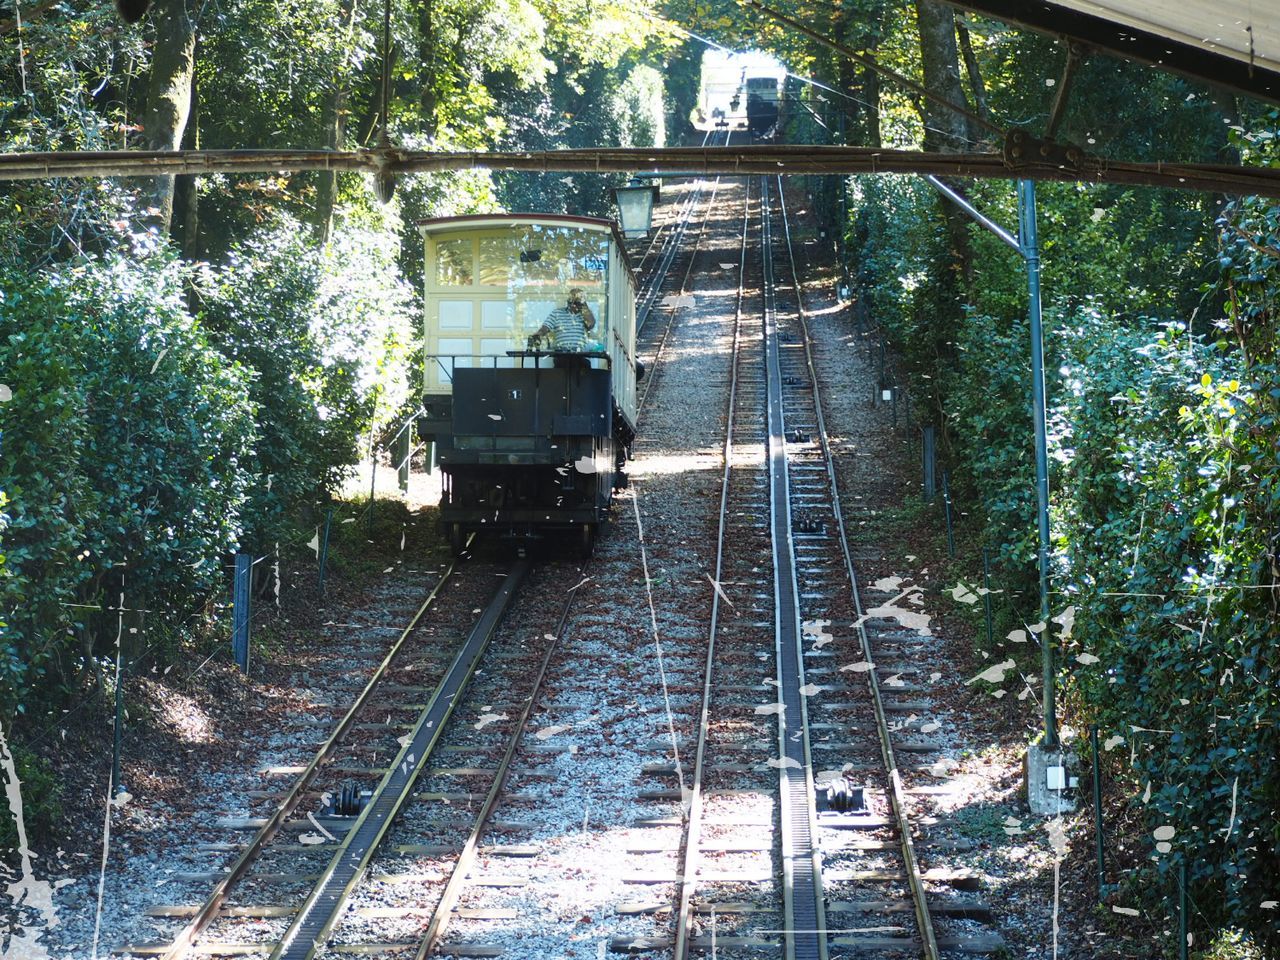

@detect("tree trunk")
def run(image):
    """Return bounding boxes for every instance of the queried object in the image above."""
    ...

[955,19,990,129]
[315,0,358,241]
[172,61,200,259]
[140,0,196,234]
[914,0,970,152]
[914,0,972,410]
[418,0,438,137]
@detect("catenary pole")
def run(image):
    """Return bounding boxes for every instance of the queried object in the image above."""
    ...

[926,175,1056,747]
[1018,178,1057,748]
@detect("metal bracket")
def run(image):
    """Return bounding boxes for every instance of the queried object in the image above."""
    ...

[1003,128,1088,170]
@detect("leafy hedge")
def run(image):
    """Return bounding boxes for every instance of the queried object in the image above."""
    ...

[0,213,415,718]
[848,135,1280,942]
[0,255,256,708]
[194,214,414,552]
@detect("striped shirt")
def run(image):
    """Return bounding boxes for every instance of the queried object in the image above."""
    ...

[542,306,592,351]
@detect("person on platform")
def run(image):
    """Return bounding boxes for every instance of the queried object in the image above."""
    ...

[529,287,596,356]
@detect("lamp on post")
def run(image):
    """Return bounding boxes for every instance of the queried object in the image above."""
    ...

[614,178,658,239]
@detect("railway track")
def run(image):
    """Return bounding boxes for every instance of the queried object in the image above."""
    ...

[116,169,1003,960]
[632,129,728,332]
[663,177,1005,957]
[625,175,1006,958]
[630,129,719,293]
[124,561,599,959]
[118,159,729,960]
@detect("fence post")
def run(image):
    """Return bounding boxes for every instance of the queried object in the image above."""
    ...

[941,470,956,557]
[367,454,378,537]
[1091,724,1105,900]
[396,420,411,493]
[1178,859,1189,960]
[110,590,127,797]
[232,553,251,674]
[922,426,936,501]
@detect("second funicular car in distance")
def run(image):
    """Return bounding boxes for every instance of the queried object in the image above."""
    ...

[416,214,641,558]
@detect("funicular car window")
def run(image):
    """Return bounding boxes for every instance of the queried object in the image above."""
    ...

[435,238,473,286]
[475,225,609,355]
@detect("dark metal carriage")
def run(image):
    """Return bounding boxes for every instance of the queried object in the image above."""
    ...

[415,215,639,556]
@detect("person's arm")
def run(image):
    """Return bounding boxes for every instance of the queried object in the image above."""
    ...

[581,303,597,332]
[529,313,555,346]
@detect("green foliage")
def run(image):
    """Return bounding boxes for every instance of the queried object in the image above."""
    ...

[194,213,415,551]
[492,59,667,217]
[0,254,256,711]
[835,12,1280,942]
[0,743,61,853]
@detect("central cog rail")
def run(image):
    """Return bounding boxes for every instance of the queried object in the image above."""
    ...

[143,558,528,960]
[270,560,529,960]
[670,174,972,958]
[760,175,827,960]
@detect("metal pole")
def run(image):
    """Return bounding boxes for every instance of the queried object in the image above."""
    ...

[1178,858,1189,960]
[367,454,378,538]
[396,420,411,493]
[232,553,251,674]
[111,651,125,795]
[922,426,936,501]
[1090,724,1105,899]
[941,470,956,557]
[110,593,126,797]
[1019,178,1057,748]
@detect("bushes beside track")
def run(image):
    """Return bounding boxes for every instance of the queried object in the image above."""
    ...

[0,216,414,721]
[847,143,1280,942]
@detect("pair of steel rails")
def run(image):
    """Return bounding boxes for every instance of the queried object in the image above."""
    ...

[127,158,723,960]
[126,164,956,960]
[666,174,939,959]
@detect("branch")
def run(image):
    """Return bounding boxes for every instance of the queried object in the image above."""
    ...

[955,19,989,124]
[1223,220,1280,261]
[0,0,62,35]
[744,0,1003,137]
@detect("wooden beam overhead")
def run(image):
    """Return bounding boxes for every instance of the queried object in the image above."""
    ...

[2,145,1279,197]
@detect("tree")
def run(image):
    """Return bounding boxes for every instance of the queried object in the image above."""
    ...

[140,0,196,233]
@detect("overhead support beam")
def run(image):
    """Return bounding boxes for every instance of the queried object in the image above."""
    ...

[940,0,1280,107]
[4,145,1280,197]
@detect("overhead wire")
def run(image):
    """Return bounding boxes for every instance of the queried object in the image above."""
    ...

[742,0,1001,138]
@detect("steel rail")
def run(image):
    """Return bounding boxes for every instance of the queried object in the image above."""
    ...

[634,170,700,312]
[156,559,464,960]
[671,175,755,960]
[5,145,1280,196]
[636,150,729,419]
[635,131,729,332]
[412,580,578,957]
[270,560,530,960]
[772,177,940,960]
[632,129,717,282]
[760,175,827,960]
[634,129,723,317]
